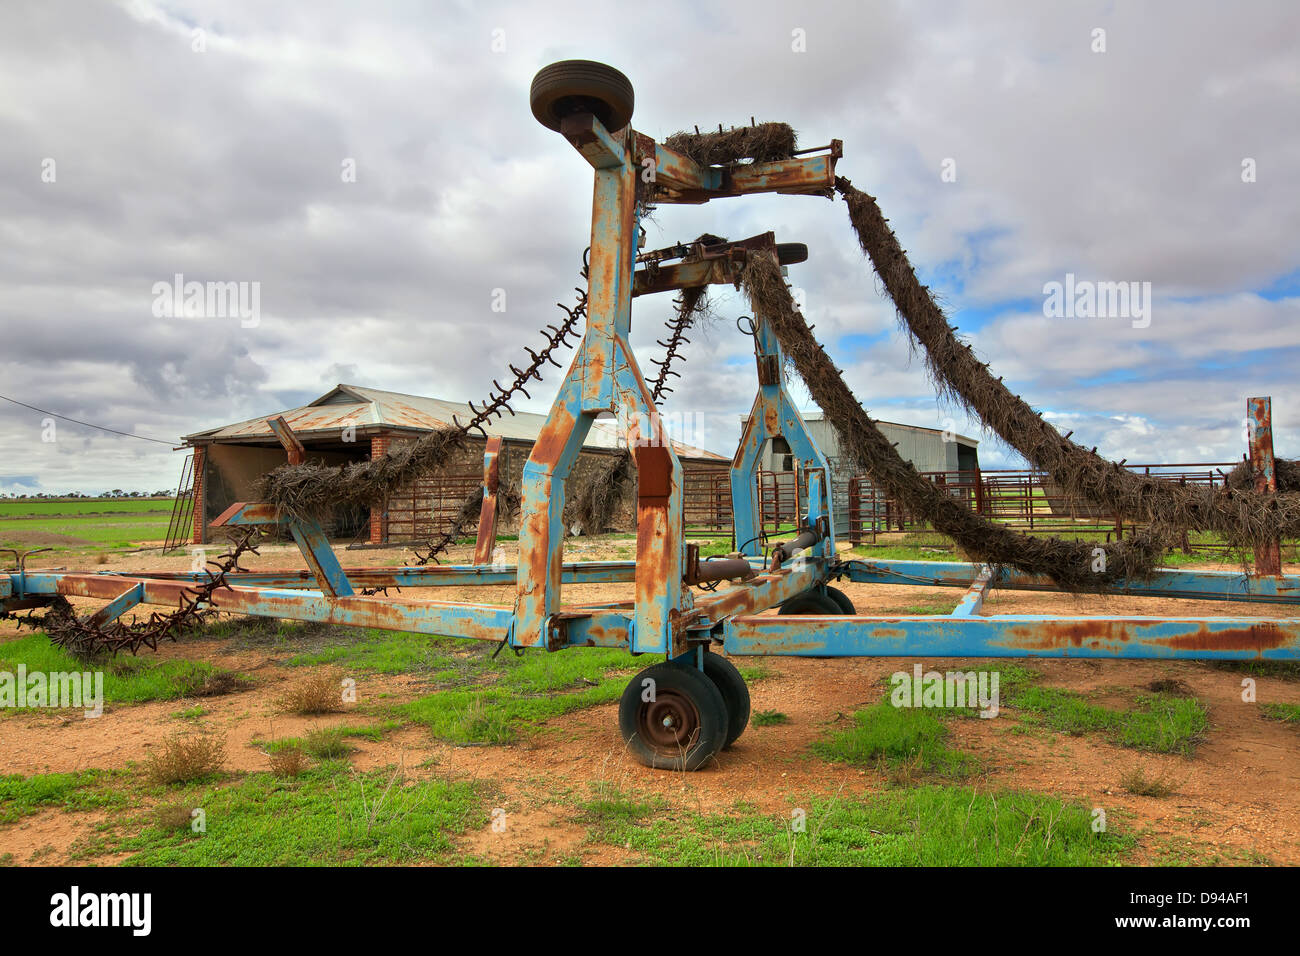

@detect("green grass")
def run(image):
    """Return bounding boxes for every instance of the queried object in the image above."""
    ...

[0,770,128,824]
[0,498,173,517]
[924,663,1040,716]
[737,662,774,682]
[221,625,636,746]
[1011,687,1207,755]
[576,786,667,840]
[581,785,1132,866]
[812,703,979,780]
[1261,702,1300,723]
[1209,660,1300,680]
[302,727,353,759]
[98,763,485,866]
[396,644,634,744]
[878,603,958,616]
[696,538,739,558]
[0,633,242,706]
[850,544,956,562]
[887,663,1210,755]
[752,710,790,727]
[0,513,171,551]
[256,722,395,757]
[880,663,1037,713]
[811,665,1047,779]
[286,628,460,675]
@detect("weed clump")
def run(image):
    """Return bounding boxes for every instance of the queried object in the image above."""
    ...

[1120,765,1178,798]
[153,803,196,830]
[268,746,309,777]
[278,669,347,715]
[145,734,225,785]
[302,727,352,760]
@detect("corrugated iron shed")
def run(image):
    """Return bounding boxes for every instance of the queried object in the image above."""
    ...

[186,384,726,460]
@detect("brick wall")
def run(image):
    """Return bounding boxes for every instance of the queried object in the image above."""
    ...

[191,445,207,545]
[381,436,726,543]
[368,433,392,544]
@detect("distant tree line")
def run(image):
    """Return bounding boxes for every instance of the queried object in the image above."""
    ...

[0,490,175,499]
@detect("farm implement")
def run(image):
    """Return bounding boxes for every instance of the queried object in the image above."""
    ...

[4,61,1299,771]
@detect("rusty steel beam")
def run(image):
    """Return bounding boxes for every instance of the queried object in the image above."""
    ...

[473,436,503,565]
[288,520,354,598]
[769,524,824,571]
[1248,396,1282,575]
[268,415,306,465]
[951,567,994,617]
[632,257,738,297]
[210,499,353,597]
[842,558,1300,606]
[690,559,824,624]
[44,572,511,642]
[632,232,782,297]
[61,561,640,590]
[723,613,1300,660]
[622,357,686,655]
[211,501,280,527]
[683,543,755,586]
[641,138,841,204]
[85,582,146,629]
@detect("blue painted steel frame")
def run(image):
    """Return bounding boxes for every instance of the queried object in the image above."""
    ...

[841,558,1300,605]
[731,315,835,562]
[11,556,1300,660]
[4,113,1296,667]
[722,612,1300,660]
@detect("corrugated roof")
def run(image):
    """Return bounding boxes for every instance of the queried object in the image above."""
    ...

[186,384,726,460]
[742,411,979,448]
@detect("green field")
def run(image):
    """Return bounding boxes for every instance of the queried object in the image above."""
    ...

[0,497,175,552]
[0,498,173,517]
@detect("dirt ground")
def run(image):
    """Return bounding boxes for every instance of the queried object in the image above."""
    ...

[2,538,1298,866]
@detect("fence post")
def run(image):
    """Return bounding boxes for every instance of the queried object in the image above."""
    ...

[848,476,860,545]
[1248,396,1282,575]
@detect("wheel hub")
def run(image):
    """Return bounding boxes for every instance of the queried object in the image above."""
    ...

[640,690,700,752]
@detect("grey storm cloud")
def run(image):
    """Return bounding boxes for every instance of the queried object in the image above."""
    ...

[0,0,1296,494]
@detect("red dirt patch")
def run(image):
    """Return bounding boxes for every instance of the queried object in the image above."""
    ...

[2,541,1298,865]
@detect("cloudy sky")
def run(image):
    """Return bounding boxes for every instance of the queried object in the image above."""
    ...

[1,0,1296,494]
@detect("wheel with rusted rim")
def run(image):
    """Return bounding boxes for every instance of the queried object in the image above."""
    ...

[701,652,751,748]
[778,590,842,615]
[530,60,634,133]
[618,661,728,770]
[825,585,856,614]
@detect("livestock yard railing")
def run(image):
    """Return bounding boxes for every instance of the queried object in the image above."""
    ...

[369,464,736,546]
[383,469,483,544]
[684,468,733,536]
[846,463,1247,550]
[356,461,1255,554]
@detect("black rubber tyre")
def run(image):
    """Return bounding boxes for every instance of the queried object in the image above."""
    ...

[701,653,751,748]
[530,60,634,133]
[618,662,728,771]
[776,242,808,265]
[778,590,842,615]
[825,585,856,615]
